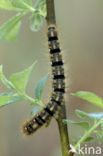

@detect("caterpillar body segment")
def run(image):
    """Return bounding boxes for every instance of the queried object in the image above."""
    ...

[22,24,66,135]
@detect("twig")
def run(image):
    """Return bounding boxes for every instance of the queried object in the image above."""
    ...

[56,105,74,156]
[46,0,56,24]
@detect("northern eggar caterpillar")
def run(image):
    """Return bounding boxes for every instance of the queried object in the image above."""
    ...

[22,24,66,135]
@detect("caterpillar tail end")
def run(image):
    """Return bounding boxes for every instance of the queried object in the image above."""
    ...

[22,120,33,136]
[22,119,40,136]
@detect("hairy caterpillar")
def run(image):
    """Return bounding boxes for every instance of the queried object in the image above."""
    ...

[22,24,66,135]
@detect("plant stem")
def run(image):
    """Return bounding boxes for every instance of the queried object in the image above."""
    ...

[57,105,74,156]
[46,0,56,24]
[46,0,73,155]
[18,92,44,107]
[11,86,44,107]
[74,118,103,151]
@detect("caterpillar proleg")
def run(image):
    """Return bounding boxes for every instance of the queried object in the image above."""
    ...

[22,24,66,135]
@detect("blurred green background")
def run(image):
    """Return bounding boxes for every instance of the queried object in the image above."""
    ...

[0,0,103,156]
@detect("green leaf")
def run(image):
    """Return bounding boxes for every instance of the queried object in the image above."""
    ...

[34,0,46,10]
[34,73,49,100]
[0,92,14,107]
[30,99,44,107]
[76,109,103,120]
[0,13,24,42]
[30,106,41,116]
[30,13,43,32]
[75,110,88,118]
[34,0,46,17]
[0,0,17,10]
[0,65,15,89]
[71,91,103,108]
[10,61,37,92]
[0,92,23,107]
[101,123,103,130]
[4,94,24,105]
[11,0,33,11]
[84,136,94,143]
[63,119,90,131]
[6,21,21,41]
[95,130,103,144]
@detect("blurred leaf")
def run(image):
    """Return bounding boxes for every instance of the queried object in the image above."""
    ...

[11,0,33,11]
[101,123,103,130]
[95,130,103,144]
[30,99,39,106]
[0,92,14,107]
[34,0,46,10]
[71,91,103,108]
[84,136,94,143]
[30,106,41,116]
[0,13,24,42]
[75,110,89,119]
[30,13,43,32]
[34,0,46,17]
[4,94,24,105]
[40,4,46,17]
[63,119,90,130]
[0,92,23,107]
[76,109,103,120]
[30,99,44,107]
[34,73,49,100]
[0,0,17,10]
[0,65,15,89]
[10,61,37,92]
[6,21,21,41]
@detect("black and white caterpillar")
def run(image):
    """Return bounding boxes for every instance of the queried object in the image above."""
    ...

[22,24,66,135]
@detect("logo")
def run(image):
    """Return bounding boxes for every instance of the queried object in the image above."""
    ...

[69,144,102,155]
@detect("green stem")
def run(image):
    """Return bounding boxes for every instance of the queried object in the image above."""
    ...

[16,91,44,107]
[74,118,103,150]
[10,85,44,107]
[46,0,73,155]
[57,119,70,156]
[23,93,44,107]
[46,0,56,24]
[57,105,74,156]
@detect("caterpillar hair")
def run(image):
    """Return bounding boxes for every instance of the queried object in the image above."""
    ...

[22,24,66,135]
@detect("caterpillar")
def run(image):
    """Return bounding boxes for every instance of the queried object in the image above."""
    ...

[22,24,66,135]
